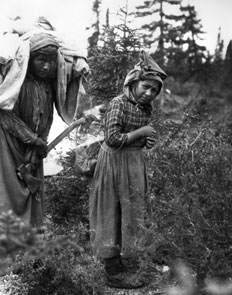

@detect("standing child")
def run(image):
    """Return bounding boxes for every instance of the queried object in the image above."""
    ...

[89,51,167,289]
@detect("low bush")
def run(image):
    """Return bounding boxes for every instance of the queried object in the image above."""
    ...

[44,150,90,227]
[143,98,232,285]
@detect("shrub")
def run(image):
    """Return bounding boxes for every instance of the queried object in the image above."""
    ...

[144,98,232,284]
[44,150,90,227]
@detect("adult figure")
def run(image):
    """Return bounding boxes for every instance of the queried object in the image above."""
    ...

[89,51,167,288]
[0,32,88,227]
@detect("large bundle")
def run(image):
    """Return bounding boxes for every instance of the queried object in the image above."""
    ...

[75,138,103,179]
[0,16,89,124]
[75,118,104,179]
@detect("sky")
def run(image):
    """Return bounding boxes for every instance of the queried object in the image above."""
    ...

[193,0,231,55]
[0,0,231,56]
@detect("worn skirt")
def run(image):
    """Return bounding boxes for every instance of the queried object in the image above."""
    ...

[89,142,149,259]
[0,126,44,226]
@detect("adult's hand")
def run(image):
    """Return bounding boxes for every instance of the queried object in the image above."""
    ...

[34,137,48,158]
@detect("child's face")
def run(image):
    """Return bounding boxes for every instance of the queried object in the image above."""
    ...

[30,53,57,79]
[133,79,160,105]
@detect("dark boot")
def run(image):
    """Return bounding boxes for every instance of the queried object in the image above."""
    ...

[104,256,144,289]
[105,271,145,289]
[104,256,124,275]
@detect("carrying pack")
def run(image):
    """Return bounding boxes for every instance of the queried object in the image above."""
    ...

[75,139,102,179]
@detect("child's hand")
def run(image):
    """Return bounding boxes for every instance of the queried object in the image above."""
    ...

[140,125,155,137]
[145,136,156,149]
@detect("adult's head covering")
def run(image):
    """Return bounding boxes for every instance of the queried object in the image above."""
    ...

[29,32,59,53]
[0,30,89,124]
[124,50,167,94]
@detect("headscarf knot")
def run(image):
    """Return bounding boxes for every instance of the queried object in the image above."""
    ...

[123,50,167,94]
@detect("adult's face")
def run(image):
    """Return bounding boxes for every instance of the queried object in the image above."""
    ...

[30,54,57,80]
[132,79,160,105]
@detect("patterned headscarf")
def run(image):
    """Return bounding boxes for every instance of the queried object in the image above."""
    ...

[124,50,167,95]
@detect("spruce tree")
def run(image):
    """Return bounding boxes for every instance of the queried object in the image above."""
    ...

[133,0,182,64]
[214,27,224,63]
[86,6,142,104]
[179,4,207,77]
[87,0,101,55]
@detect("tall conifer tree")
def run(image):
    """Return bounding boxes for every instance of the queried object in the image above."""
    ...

[133,0,182,64]
[87,0,101,55]
[179,4,206,76]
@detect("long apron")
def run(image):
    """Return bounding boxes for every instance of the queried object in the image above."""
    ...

[89,142,149,259]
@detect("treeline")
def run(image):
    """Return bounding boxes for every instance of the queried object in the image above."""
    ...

[86,0,226,105]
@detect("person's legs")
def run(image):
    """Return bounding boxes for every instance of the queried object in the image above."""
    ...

[102,149,147,289]
[90,147,146,289]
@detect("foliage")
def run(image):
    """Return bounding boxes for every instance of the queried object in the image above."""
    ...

[0,273,29,295]
[133,0,182,64]
[179,4,207,77]
[87,37,140,103]
[214,27,224,64]
[0,209,105,294]
[86,4,142,105]
[142,97,232,285]
[0,211,42,275]
[167,260,232,295]
[44,150,89,226]
[86,0,225,85]
[0,210,103,294]
[132,0,210,79]
[18,236,104,295]
[221,40,232,100]
[86,0,101,48]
